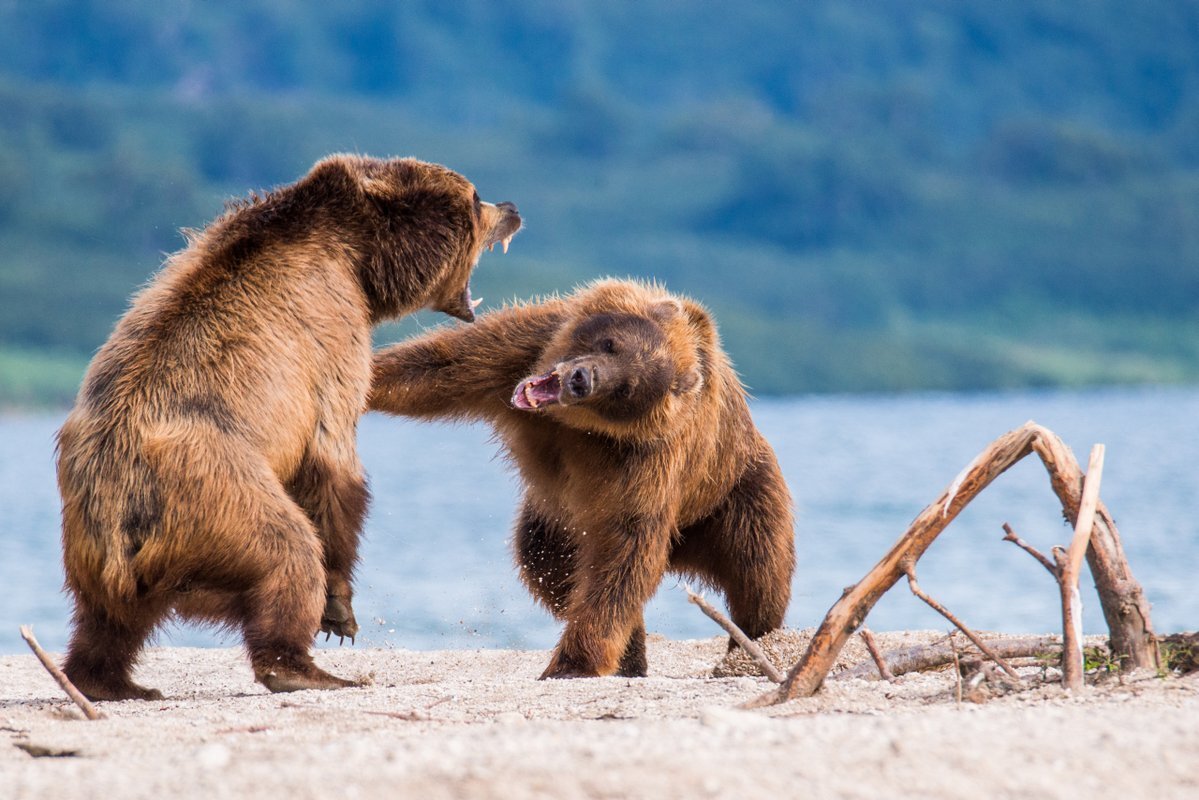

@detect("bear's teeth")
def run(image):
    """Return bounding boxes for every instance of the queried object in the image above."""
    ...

[502,236,512,254]
[524,383,538,408]
[471,297,484,310]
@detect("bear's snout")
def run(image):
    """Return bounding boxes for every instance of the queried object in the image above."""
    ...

[567,365,593,399]
[484,201,522,253]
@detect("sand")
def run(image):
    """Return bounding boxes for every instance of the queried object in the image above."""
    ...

[3,631,1198,799]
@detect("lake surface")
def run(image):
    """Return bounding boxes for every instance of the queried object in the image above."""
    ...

[2,386,1195,656]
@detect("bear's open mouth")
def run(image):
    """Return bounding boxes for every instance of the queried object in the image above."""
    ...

[485,233,517,254]
[511,371,561,410]
[484,201,522,256]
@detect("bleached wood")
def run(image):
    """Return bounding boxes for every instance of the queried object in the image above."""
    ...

[748,424,1156,707]
[1059,444,1105,692]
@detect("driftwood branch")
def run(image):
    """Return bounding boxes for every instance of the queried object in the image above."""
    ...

[749,422,1157,707]
[746,424,1040,707]
[1029,433,1158,671]
[902,565,1023,682]
[1058,444,1105,692]
[834,635,1063,681]
[19,625,103,721]
[1065,445,1105,579]
[858,628,895,682]
[686,587,784,683]
[1002,523,1058,577]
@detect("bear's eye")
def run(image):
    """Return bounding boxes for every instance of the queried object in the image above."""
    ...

[472,191,482,219]
[614,383,631,400]
[600,338,616,354]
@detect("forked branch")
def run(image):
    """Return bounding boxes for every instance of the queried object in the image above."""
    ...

[746,422,1156,707]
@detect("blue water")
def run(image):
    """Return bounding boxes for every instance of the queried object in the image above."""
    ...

[2,386,1196,655]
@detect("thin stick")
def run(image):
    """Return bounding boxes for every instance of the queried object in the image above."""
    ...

[858,629,895,682]
[1058,444,1105,693]
[949,632,962,704]
[1052,547,1083,691]
[686,587,784,683]
[19,625,103,721]
[903,565,1023,682]
[1001,523,1058,577]
[362,709,429,721]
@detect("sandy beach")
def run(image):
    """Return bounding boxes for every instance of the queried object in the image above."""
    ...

[3,630,1197,799]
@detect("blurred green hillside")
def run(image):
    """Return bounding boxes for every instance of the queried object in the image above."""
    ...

[2,1,1198,404]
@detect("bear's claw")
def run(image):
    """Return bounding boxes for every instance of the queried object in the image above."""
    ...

[320,595,359,644]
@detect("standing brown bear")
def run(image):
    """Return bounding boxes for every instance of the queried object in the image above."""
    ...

[370,279,795,678]
[57,154,521,699]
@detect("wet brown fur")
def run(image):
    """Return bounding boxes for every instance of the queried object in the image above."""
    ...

[57,154,520,699]
[370,280,795,678]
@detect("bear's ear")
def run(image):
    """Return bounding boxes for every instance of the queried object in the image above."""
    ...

[307,155,363,193]
[681,300,716,344]
[674,365,704,395]
[649,298,685,324]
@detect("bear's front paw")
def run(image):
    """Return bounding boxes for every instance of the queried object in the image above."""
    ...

[320,595,359,644]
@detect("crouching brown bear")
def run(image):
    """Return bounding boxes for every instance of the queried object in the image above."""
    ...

[57,154,521,699]
[369,279,795,678]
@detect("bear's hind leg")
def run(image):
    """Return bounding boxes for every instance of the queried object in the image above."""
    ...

[285,452,369,644]
[616,618,648,677]
[236,507,360,692]
[161,436,359,693]
[62,598,167,701]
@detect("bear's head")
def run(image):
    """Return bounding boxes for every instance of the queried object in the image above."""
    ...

[308,154,521,323]
[510,281,715,436]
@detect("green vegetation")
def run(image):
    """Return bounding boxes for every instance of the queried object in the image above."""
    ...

[0,347,89,408]
[2,1,1198,404]
[1159,634,1199,676]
